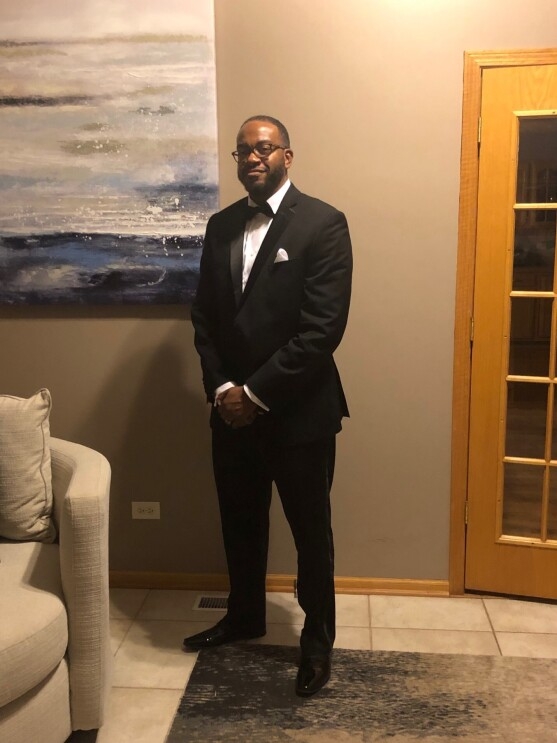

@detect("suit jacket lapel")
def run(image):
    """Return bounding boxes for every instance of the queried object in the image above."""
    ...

[229,232,244,309]
[240,185,299,306]
[228,203,247,309]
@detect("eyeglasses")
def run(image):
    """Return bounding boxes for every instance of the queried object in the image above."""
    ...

[231,142,288,162]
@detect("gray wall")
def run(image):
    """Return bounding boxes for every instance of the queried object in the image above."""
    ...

[1,0,557,581]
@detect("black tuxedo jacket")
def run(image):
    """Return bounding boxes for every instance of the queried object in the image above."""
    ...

[191,183,352,446]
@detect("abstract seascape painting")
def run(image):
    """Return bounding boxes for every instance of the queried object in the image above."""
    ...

[0,0,218,305]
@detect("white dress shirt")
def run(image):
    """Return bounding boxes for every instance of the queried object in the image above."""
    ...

[242,179,291,290]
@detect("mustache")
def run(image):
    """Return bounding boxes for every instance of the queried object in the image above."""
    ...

[241,162,269,172]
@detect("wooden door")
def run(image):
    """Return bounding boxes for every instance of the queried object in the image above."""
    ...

[465,64,557,598]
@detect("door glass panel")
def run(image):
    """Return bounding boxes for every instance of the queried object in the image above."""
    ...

[512,210,556,290]
[548,468,557,540]
[506,382,547,459]
[516,117,557,203]
[508,298,552,376]
[502,463,544,538]
[505,118,557,544]
[551,391,557,462]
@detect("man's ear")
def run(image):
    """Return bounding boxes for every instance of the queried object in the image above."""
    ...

[284,148,294,169]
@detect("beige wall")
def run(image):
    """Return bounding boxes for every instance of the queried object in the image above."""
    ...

[2,0,557,581]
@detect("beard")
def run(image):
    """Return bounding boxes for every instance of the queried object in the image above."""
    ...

[239,160,287,201]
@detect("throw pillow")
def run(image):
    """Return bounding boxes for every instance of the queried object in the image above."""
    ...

[0,388,56,542]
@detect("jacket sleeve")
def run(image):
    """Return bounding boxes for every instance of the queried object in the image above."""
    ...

[245,208,352,411]
[190,216,229,401]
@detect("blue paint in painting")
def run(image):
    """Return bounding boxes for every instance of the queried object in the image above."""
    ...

[0,232,205,305]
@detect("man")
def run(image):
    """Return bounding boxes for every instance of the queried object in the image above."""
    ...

[184,115,352,697]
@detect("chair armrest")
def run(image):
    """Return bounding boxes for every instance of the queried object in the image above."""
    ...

[50,437,112,731]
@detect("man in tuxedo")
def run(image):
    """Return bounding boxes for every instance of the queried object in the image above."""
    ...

[184,115,352,697]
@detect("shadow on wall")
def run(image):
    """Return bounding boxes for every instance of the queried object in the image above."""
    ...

[72,319,224,576]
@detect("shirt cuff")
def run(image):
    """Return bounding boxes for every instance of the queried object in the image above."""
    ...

[214,381,235,405]
[244,385,269,412]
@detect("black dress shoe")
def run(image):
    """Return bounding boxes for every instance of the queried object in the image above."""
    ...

[295,656,331,697]
[182,622,266,652]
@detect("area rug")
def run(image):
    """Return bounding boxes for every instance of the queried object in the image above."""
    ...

[166,643,557,742]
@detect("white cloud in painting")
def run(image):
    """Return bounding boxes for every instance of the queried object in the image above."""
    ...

[0,0,214,41]
[0,1,217,239]
[11,265,82,288]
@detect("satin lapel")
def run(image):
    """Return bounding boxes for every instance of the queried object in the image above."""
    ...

[240,188,298,306]
[228,203,248,309]
[229,231,244,309]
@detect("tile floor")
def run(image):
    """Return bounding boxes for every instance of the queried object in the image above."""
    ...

[70,589,557,743]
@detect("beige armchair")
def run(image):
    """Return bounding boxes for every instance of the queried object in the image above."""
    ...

[0,437,112,743]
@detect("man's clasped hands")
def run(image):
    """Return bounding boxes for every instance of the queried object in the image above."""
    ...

[216,386,260,428]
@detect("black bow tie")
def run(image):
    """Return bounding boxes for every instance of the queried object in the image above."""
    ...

[245,202,274,219]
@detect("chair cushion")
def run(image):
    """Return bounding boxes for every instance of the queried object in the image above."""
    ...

[0,541,68,707]
[0,388,56,542]
[0,660,72,743]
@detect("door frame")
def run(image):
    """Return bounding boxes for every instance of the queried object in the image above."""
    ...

[451,48,557,595]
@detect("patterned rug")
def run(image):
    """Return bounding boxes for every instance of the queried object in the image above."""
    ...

[166,643,557,742]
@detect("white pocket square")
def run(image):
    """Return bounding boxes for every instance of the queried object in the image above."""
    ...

[274,248,289,263]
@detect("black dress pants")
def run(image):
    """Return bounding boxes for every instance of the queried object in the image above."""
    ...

[211,419,336,659]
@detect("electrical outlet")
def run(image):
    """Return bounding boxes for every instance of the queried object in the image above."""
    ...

[131,501,160,519]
